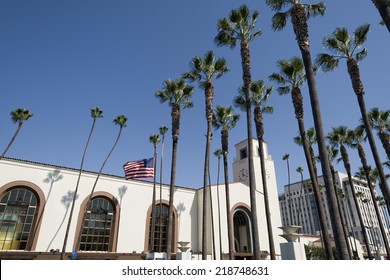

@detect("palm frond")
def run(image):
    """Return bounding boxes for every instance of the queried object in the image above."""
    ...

[268,73,286,85]
[271,12,288,31]
[315,53,339,72]
[354,24,370,46]
[306,2,326,18]
[355,48,368,61]
[277,86,291,95]
[265,0,290,12]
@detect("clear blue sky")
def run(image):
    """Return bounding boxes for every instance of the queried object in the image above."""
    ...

[1,0,389,193]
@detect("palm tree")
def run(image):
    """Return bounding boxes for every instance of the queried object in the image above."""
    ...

[60,107,103,260]
[158,125,168,252]
[367,107,390,160]
[234,80,276,259]
[155,78,194,259]
[0,108,33,160]
[371,0,390,32]
[282,154,293,225]
[215,5,262,259]
[269,57,333,259]
[212,105,240,260]
[349,128,390,257]
[327,126,371,259]
[324,145,353,260]
[296,167,305,231]
[293,127,318,176]
[214,149,224,260]
[183,50,229,260]
[149,133,160,252]
[355,191,375,257]
[74,114,127,252]
[267,0,348,259]
[316,24,390,217]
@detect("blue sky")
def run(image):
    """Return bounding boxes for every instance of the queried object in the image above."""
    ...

[1,0,389,193]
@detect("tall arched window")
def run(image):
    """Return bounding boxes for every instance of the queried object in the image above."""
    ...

[0,188,38,250]
[79,197,115,252]
[147,203,177,253]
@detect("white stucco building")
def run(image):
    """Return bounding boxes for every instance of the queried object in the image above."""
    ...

[0,138,283,260]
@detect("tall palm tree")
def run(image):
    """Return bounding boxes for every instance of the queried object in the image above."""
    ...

[367,107,390,160]
[282,154,293,225]
[349,128,390,257]
[183,50,229,260]
[60,107,103,260]
[158,125,168,252]
[325,145,353,260]
[149,133,160,252]
[296,166,306,232]
[214,149,224,260]
[266,0,348,259]
[355,191,375,257]
[234,80,276,259]
[269,57,333,259]
[0,108,33,160]
[212,105,240,260]
[155,78,194,259]
[327,126,372,259]
[316,24,390,217]
[215,5,262,259]
[74,114,127,252]
[371,0,390,32]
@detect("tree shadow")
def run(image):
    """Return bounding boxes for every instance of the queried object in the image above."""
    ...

[46,190,78,252]
[176,202,186,241]
[118,185,128,206]
[30,169,63,249]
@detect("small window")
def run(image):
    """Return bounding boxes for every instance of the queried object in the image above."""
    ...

[240,148,247,160]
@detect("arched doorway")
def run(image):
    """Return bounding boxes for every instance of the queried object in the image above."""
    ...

[233,207,252,258]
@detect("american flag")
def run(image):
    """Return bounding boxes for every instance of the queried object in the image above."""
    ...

[123,158,154,179]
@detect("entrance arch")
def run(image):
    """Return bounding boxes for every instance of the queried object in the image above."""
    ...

[233,207,252,254]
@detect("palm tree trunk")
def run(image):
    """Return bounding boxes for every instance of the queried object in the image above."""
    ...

[208,165,217,260]
[60,118,97,260]
[222,128,234,260]
[254,107,275,259]
[202,81,214,260]
[216,155,223,260]
[74,125,123,252]
[330,165,353,260]
[291,3,349,260]
[291,86,334,259]
[378,131,390,160]
[358,143,390,258]
[150,145,158,252]
[286,159,293,225]
[0,123,22,160]
[166,104,180,260]
[240,38,261,260]
[347,57,390,216]
[372,0,390,32]
[340,144,373,259]
[158,134,165,252]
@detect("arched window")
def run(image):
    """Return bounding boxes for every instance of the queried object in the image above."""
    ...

[79,197,115,252]
[233,208,252,253]
[147,203,177,253]
[0,188,38,250]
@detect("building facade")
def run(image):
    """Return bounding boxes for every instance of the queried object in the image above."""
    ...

[0,139,283,260]
[278,172,390,256]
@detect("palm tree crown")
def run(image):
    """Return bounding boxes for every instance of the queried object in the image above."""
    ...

[266,0,326,31]
[316,24,370,72]
[1,108,33,160]
[215,4,261,47]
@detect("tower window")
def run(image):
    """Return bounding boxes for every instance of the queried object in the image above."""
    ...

[240,148,247,160]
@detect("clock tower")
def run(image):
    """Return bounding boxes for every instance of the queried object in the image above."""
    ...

[232,138,278,196]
